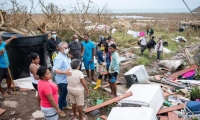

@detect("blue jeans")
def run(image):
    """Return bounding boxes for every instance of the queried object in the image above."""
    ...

[58,83,68,110]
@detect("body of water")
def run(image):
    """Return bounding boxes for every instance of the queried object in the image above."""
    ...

[109,9,191,13]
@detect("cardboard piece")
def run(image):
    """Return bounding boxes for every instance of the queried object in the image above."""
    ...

[83,91,133,113]
[157,104,184,114]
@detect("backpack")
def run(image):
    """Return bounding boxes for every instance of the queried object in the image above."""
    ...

[138,39,142,46]
[147,40,152,48]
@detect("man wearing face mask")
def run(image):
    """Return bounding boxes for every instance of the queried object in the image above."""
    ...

[68,34,84,70]
[47,31,61,64]
[53,42,72,117]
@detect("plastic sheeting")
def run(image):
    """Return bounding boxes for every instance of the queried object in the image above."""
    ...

[1,32,48,80]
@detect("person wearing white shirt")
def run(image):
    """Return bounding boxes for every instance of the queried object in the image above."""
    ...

[139,35,147,55]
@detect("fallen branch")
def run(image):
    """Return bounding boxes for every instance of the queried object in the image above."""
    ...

[0,26,28,36]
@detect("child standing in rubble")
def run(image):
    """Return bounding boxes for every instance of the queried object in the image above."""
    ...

[108,44,120,97]
[94,42,111,90]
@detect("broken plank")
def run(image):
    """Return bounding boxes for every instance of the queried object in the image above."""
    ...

[83,91,133,113]
[0,108,6,115]
[164,92,171,97]
[168,64,198,79]
[100,115,108,120]
[168,112,179,120]
[159,116,169,120]
[157,104,184,114]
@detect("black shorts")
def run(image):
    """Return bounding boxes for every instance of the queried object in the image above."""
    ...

[32,83,38,91]
[0,68,10,83]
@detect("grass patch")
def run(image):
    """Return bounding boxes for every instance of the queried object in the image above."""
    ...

[136,57,150,65]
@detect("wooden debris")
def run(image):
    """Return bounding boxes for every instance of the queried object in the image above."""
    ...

[157,104,184,114]
[159,116,169,120]
[164,92,171,97]
[166,80,181,85]
[168,64,198,78]
[99,115,108,120]
[155,75,161,80]
[168,112,179,120]
[0,108,6,115]
[83,91,133,113]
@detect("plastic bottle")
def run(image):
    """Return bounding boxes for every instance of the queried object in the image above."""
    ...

[164,100,172,107]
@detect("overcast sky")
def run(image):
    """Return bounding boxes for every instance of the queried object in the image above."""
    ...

[0,0,199,12]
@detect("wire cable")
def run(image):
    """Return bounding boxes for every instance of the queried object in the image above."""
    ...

[182,0,199,20]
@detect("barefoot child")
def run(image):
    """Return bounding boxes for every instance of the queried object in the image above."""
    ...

[108,44,120,97]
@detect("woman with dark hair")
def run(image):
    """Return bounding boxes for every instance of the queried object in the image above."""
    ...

[37,66,60,120]
[94,42,111,90]
[29,53,41,110]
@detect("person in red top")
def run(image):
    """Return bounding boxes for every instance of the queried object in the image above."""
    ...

[37,66,61,120]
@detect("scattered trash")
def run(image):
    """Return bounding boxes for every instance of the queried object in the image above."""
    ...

[124,65,149,87]
[3,100,18,108]
[0,108,6,115]
[159,60,182,71]
[83,91,133,113]
[32,110,44,119]
[168,64,198,79]
[118,84,164,114]
[171,36,187,43]
[107,107,157,120]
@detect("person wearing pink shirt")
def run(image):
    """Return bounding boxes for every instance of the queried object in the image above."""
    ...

[37,66,61,120]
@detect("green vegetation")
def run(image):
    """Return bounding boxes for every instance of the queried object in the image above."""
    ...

[111,30,199,66]
[190,86,200,101]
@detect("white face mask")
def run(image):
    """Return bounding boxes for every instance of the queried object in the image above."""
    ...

[52,34,56,39]
[64,48,69,54]
[74,39,79,42]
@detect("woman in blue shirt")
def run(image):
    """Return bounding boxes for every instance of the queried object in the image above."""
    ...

[94,42,111,90]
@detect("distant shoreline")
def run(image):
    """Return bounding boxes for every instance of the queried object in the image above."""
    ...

[107,8,191,14]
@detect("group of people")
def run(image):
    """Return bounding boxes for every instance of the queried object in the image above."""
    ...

[29,31,120,120]
[138,35,163,61]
